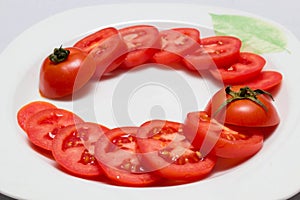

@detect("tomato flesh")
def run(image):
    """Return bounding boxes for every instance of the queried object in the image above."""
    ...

[183,36,242,71]
[119,25,160,68]
[152,28,200,64]
[25,108,84,151]
[183,111,264,158]
[137,120,216,182]
[17,101,56,131]
[236,70,283,91]
[52,122,109,177]
[210,52,265,84]
[94,127,159,187]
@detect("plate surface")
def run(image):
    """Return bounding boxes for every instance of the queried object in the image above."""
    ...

[1,3,300,200]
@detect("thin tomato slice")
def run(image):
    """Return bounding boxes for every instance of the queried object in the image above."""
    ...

[152,28,200,65]
[137,120,216,182]
[52,122,109,178]
[236,70,283,91]
[183,111,264,159]
[17,101,56,131]
[25,108,84,151]
[94,127,160,187]
[119,25,160,69]
[183,36,242,71]
[74,27,127,74]
[210,52,266,84]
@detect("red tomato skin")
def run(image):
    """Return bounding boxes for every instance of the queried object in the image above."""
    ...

[205,86,280,127]
[236,70,283,91]
[210,52,265,84]
[94,127,160,187]
[183,111,264,159]
[52,122,109,178]
[137,120,216,182]
[17,101,56,131]
[119,25,161,69]
[25,108,84,151]
[152,28,201,65]
[39,47,96,99]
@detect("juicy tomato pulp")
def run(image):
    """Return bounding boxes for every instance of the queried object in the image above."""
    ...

[210,52,266,84]
[137,120,216,182]
[52,122,109,177]
[205,86,280,127]
[152,28,200,64]
[183,36,242,71]
[183,111,264,158]
[39,47,96,99]
[74,27,128,75]
[25,108,84,151]
[94,127,160,186]
[119,25,160,68]
[17,101,56,131]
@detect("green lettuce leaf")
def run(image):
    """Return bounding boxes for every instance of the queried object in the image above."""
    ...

[210,13,288,54]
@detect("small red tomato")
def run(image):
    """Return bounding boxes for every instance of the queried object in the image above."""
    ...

[39,46,96,99]
[205,85,280,127]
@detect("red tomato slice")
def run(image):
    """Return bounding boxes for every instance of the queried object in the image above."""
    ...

[236,70,283,91]
[74,27,128,75]
[94,127,160,187]
[119,25,160,69]
[183,36,242,71]
[74,27,118,53]
[17,101,56,131]
[210,52,266,84]
[137,120,216,182]
[183,111,264,158]
[152,28,200,65]
[25,108,84,151]
[52,122,109,178]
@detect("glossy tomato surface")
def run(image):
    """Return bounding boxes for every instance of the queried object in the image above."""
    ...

[52,122,109,178]
[205,86,280,127]
[94,127,159,187]
[137,120,216,182]
[17,101,56,131]
[39,47,96,99]
[237,70,283,91]
[183,36,242,71]
[25,108,84,151]
[210,52,265,84]
[183,111,264,158]
[119,25,160,68]
[152,28,200,64]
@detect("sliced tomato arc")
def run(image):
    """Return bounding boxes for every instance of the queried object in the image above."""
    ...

[94,127,160,187]
[137,120,216,182]
[236,70,283,91]
[17,101,57,131]
[52,122,109,177]
[152,28,201,65]
[183,111,264,159]
[119,25,160,69]
[210,52,266,84]
[183,36,242,71]
[25,108,84,151]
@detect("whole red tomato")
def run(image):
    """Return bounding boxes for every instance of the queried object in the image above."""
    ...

[39,46,96,99]
[205,85,280,127]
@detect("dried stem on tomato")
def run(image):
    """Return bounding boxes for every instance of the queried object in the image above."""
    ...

[49,46,70,64]
[214,86,274,116]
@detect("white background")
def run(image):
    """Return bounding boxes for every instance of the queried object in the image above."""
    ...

[0,0,299,199]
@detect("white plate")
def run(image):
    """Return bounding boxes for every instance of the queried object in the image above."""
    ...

[1,3,300,200]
